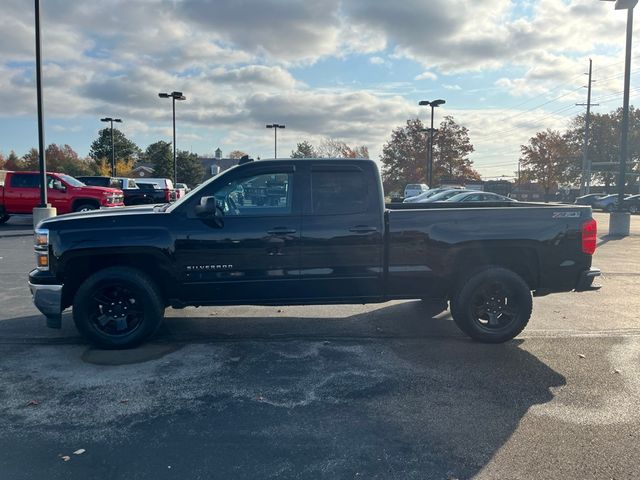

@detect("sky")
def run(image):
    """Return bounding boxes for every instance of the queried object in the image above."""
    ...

[0,0,639,179]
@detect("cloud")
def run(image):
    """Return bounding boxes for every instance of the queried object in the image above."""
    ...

[415,71,437,81]
[443,84,462,91]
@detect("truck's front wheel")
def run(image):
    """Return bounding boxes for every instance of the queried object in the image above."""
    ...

[450,267,532,343]
[72,267,165,349]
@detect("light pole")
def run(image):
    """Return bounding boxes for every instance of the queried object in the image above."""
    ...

[266,124,285,158]
[418,99,445,186]
[601,0,637,236]
[100,117,122,176]
[31,0,57,226]
[159,91,186,185]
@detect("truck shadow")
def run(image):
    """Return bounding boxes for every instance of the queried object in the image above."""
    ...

[0,301,565,479]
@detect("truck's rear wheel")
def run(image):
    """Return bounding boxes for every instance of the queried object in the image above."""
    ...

[0,215,10,224]
[450,267,532,343]
[72,267,165,349]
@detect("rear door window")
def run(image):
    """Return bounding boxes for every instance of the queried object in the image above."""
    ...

[10,173,39,188]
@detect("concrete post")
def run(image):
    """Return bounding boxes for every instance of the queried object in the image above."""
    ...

[33,205,57,229]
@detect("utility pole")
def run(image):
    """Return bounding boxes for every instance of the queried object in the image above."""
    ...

[577,59,598,196]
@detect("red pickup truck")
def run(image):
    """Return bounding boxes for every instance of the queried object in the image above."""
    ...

[0,171,124,223]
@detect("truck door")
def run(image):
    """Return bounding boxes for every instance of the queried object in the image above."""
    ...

[174,166,302,303]
[299,164,384,300]
[7,173,40,213]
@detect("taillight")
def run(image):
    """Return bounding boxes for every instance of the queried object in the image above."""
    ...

[165,189,171,202]
[582,218,597,255]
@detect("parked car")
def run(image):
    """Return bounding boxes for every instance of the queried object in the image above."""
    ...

[403,187,463,203]
[445,191,516,203]
[574,193,605,207]
[418,189,473,203]
[623,194,640,214]
[593,194,630,212]
[0,171,123,223]
[404,183,429,199]
[28,158,599,349]
[77,176,152,206]
[175,182,190,194]
[136,178,177,203]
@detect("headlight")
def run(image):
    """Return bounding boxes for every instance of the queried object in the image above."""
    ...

[34,228,49,271]
[35,228,48,249]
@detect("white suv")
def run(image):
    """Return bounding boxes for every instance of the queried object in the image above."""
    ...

[404,183,429,199]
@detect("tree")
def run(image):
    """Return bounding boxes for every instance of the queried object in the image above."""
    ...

[44,144,96,176]
[144,141,173,179]
[519,129,573,195]
[316,138,369,158]
[5,151,22,170]
[228,150,248,159]
[22,148,40,171]
[95,158,135,177]
[433,116,479,183]
[380,119,430,193]
[89,128,141,170]
[0,152,5,170]
[290,141,317,158]
[176,150,204,186]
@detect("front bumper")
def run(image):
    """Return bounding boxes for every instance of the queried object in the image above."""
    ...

[28,281,63,328]
[576,267,601,291]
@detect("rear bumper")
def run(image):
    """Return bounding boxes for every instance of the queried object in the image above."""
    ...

[576,267,601,291]
[28,281,63,328]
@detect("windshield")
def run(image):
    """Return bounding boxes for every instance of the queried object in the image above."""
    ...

[58,174,85,187]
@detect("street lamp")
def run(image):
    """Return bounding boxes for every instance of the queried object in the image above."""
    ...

[266,124,285,158]
[159,91,186,185]
[600,0,637,236]
[418,99,446,186]
[100,117,122,176]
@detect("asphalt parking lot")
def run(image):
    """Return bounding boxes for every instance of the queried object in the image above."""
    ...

[0,212,639,479]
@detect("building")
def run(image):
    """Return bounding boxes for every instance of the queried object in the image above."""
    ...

[129,165,155,179]
[199,148,241,180]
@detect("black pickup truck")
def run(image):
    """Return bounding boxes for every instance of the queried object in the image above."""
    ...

[29,159,600,348]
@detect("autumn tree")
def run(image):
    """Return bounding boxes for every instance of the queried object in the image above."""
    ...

[228,150,249,159]
[316,138,369,158]
[433,115,479,183]
[4,151,22,170]
[519,129,573,195]
[176,150,204,186]
[89,128,141,171]
[44,144,96,176]
[380,119,429,193]
[0,152,5,170]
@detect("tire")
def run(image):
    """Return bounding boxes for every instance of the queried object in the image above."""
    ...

[74,203,99,212]
[450,267,533,343]
[72,266,165,349]
[630,205,638,214]
[605,204,615,213]
[0,215,10,224]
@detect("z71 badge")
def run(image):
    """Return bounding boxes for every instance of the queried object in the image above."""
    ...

[552,212,580,218]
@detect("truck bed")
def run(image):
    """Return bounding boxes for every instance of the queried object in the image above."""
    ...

[384,202,593,298]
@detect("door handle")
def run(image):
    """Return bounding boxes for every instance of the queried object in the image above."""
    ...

[349,225,377,233]
[267,227,297,235]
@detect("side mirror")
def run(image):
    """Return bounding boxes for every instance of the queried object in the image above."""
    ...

[195,196,224,227]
